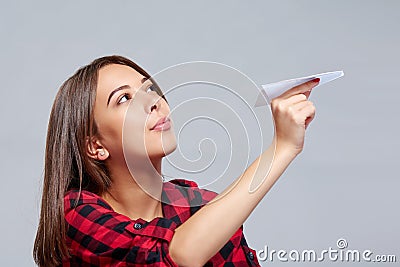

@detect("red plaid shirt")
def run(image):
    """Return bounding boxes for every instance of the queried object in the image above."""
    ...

[63,179,260,266]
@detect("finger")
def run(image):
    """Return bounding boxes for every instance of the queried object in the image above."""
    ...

[299,103,316,128]
[278,78,320,99]
[303,89,312,99]
[305,114,315,129]
[291,99,312,111]
[305,108,316,129]
[280,93,308,107]
[300,101,315,116]
[291,102,315,121]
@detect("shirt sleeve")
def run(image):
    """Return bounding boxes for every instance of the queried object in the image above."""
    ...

[64,190,179,267]
[203,226,260,267]
[168,179,261,266]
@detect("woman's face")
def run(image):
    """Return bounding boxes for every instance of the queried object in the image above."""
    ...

[92,64,177,165]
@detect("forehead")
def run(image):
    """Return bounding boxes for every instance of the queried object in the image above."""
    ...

[97,64,146,97]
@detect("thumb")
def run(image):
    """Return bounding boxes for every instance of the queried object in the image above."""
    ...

[279,78,320,100]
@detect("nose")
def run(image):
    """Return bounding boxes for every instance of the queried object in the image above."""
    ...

[150,103,157,113]
[147,95,161,114]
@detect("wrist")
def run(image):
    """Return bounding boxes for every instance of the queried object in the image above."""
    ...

[273,136,301,161]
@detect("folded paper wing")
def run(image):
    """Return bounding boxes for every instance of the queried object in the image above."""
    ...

[254,71,344,107]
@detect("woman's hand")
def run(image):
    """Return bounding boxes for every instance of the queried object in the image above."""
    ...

[271,78,320,156]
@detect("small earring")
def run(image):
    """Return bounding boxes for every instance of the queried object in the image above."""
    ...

[99,151,105,156]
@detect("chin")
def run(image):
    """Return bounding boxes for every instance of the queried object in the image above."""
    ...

[146,134,177,158]
[160,128,177,155]
[160,137,177,157]
[163,140,177,156]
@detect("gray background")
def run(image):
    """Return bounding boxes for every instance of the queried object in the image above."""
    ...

[0,0,399,266]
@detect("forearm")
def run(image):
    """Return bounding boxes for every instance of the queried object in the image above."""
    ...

[169,137,298,266]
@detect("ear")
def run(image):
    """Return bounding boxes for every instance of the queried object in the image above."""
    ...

[86,137,109,161]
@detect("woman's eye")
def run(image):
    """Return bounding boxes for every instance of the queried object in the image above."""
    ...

[146,86,154,93]
[118,93,131,104]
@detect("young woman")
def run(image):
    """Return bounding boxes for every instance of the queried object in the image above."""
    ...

[33,55,319,267]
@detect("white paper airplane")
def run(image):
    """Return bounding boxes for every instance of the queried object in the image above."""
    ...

[255,70,344,107]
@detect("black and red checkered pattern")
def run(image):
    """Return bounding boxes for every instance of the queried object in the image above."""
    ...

[63,179,260,266]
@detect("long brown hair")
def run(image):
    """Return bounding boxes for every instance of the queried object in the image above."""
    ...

[33,55,166,267]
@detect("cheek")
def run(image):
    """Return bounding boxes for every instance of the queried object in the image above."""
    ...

[122,106,149,157]
[96,115,125,156]
[95,105,146,157]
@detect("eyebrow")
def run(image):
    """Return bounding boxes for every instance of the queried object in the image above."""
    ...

[107,85,131,106]
[106,77,150,107]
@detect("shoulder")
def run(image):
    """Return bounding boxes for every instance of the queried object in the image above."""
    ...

[164,178,218,207]
[64,189,112,212]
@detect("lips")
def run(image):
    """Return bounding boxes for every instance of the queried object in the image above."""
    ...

[150,116,171,131]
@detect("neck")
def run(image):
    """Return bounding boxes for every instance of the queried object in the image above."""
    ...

[102,157,164,221]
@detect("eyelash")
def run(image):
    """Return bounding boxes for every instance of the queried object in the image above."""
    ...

[117,93,131,104]
[117,86,156,105]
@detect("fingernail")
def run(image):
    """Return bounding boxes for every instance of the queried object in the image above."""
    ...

[313,78,320,83]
